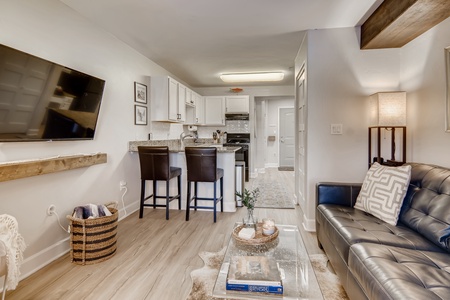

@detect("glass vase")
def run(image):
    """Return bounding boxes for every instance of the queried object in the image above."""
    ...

[243,208,257,228]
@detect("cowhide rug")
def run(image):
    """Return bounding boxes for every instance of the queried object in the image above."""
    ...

[186,249,348,300]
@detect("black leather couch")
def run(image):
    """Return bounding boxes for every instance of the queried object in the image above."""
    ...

[316,163,450,300]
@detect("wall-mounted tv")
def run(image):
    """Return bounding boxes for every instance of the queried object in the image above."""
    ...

[0,43,105,142]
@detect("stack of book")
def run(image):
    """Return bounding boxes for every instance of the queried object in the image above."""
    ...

[226,255,283,295]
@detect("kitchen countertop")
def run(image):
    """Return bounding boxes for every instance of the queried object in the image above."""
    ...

[128,140,241,153]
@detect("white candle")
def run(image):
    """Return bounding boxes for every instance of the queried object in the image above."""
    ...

[262,218,275,235]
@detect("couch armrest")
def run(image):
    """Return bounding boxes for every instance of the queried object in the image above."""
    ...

[316,182,362,208]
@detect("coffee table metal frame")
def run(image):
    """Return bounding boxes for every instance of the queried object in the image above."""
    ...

[212,223,324,300]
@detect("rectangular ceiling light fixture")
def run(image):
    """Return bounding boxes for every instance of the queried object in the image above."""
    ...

[220,72,284,83]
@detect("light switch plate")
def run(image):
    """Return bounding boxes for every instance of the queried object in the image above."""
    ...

[331,124,343,135]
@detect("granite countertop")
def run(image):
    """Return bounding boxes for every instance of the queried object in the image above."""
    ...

[128,140,240,153]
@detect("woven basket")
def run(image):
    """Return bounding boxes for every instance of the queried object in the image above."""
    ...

[232,223,279,245]
[67,204,118,265]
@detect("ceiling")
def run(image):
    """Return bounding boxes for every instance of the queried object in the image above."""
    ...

[61,0,383,88]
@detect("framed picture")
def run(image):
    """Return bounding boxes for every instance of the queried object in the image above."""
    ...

[134,82,147,104]
[135,105,147,125]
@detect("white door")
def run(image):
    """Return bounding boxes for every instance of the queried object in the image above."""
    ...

[279,107,295,167]
[0,46,52,134]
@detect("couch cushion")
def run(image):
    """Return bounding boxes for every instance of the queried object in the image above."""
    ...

[355,162,411,226]
[349,243,450,300]
[400,163,450,252]
[317,204,444,265]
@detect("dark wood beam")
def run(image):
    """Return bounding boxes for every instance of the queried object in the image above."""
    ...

[361,0,450,49]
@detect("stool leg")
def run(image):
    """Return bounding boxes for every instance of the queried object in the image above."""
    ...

[153,180,157,209]
[220,177,224,212]
[139,179,145,218]
[177,175,181,210]
[186,181,191,221]
[165,180,170,220]
[194,182,198,211]
[213,181,217,223]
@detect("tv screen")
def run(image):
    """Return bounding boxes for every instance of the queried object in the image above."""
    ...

[0,43,105,142]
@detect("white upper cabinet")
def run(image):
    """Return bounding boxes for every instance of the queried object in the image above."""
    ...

[225,95,250,113]
[204,96,225,125]
[177,83,186,122]
[194,93,204,124]
[151,76,186,122]
[185,88,195,106]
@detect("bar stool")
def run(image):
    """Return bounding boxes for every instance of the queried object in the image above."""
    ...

[185,147,224,223]
[137,146,181,220]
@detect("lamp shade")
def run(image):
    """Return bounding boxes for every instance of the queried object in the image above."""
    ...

[370,92,406,126]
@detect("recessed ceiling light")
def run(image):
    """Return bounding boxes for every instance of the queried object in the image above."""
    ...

[220,72,284,83]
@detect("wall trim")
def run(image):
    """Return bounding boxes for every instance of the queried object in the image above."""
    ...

[302,212,316,232]
[19,203,139,281]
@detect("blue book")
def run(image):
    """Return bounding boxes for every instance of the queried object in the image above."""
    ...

[226,256,283,294]
[226,282,283,294]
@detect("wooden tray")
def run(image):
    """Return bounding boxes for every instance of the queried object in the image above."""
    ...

[232,223,279,246]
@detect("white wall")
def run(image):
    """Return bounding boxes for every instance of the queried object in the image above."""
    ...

[299,27,403,230]
[0,0,180,278]
[401,17,450,167]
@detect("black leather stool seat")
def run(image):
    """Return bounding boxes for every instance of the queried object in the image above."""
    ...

[137,146,181,220]
[185,147,224,222]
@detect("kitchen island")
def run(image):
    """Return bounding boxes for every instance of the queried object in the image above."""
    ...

[129,140,241,213]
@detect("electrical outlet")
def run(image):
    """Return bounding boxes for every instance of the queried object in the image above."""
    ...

[47,205,56,216]
[119,181,127,190]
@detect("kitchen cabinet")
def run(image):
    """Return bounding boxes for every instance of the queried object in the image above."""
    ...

[225,95,250,113]
[185,89,195,106]
[185,91,205,125]
[194,93,204,124]
[204,96,225,125]
[177,83,186,122]
[151,76,186,122]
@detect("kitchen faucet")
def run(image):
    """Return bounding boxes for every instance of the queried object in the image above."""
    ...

[180,131,198,148]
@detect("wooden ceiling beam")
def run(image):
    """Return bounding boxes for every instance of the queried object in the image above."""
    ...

[361,0,450,49]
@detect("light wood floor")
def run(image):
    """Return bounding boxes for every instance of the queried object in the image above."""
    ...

[6,170,322,300]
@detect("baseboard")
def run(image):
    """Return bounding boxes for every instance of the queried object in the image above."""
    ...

[19,202,139,281]
[20,237,71,280]
[302,212,316,232]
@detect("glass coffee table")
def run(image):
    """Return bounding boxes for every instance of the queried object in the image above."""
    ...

[212,223,324,300]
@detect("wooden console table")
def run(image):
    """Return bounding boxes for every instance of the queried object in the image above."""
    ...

[0,153,107,182]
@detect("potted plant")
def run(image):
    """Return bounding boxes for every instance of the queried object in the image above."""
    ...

[236,188,260,226]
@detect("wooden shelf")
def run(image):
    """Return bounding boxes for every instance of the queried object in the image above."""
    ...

[0,153,107,182]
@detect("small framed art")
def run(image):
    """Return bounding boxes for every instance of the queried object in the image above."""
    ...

[135,105,147,125]
[134,82,147,104]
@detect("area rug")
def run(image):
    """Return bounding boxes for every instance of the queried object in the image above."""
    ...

[251,169,295,209]
[186,250,348,300]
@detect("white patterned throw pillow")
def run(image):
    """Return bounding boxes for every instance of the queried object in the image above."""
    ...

[354,162,411,226]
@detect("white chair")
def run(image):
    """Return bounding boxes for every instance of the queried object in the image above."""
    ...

[0,215,26,300]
